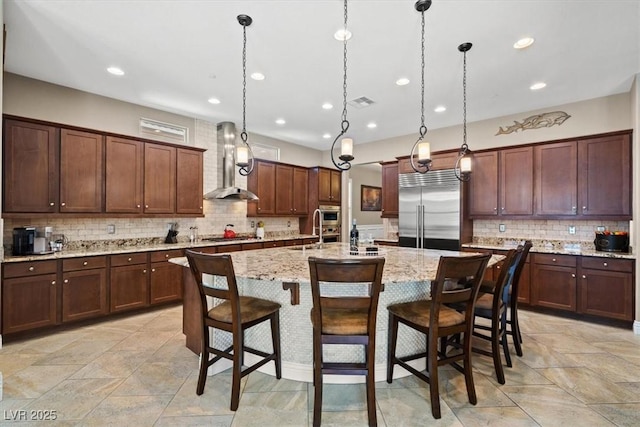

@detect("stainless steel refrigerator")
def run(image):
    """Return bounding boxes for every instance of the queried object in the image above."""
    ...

[398,168,461,250]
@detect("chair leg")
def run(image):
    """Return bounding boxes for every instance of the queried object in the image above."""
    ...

[271,312,282,379]
[511,304,524,357]
[427,333,441,419]
[230,329,243,411]
[501,311,512,368]
[365,343,377,427]
[196,325,210,395]
[312,331,323,427]
[386,313,398,383]
[492,313,505,384]
[462,331,477,406]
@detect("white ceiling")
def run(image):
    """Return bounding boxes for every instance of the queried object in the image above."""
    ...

[3,0,639,151]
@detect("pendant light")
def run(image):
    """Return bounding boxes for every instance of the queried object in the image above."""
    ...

[455,42,473,182]
[330,0,354,171]
[236,14,255,176]
[409,0,432,174]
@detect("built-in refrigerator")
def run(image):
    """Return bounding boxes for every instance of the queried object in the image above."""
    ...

[398,168,461,250]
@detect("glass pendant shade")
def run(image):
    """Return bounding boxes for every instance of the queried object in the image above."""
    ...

[417,142,431,162]
[341,137,353,158]
[236,145,249,167]
[460,156,471,173]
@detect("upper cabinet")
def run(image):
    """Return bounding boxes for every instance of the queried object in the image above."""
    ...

[380,161,398,218]
[318,167,341,203]
[248,160,309,216]
[470,130,631,220]
[3,116,205,217]
[247,160,276,216]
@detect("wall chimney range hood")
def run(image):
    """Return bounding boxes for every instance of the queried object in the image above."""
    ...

[203,122,258,200]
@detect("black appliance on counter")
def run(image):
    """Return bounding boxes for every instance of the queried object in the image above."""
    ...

[13,227,36,255]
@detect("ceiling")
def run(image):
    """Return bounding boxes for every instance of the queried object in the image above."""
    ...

[3,1,639,151]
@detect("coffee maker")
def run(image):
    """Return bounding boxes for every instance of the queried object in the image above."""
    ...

[13,227,36,255]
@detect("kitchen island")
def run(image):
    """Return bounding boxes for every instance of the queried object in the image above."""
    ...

[171,242,503,383]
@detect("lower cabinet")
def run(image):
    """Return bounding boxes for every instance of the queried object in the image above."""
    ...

[62,256,108,322]
[531,254,577,311]
[578,257,634,321]
[150,249,184,305]
[110,253,149,313]
[2,260,58,334]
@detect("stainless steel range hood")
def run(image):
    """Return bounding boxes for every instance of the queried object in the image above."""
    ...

[203,121,258,200]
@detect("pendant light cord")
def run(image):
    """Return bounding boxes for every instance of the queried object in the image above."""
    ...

[241,22,248,143]
[419,9,426,139]
[341,0,349,131]
[461,47,468,152]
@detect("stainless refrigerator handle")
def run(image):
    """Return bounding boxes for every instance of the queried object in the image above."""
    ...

[420,204,425,249]
[416,205,420,249]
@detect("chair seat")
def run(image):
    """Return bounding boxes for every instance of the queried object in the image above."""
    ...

[388,300,465,328]
[474,293,494,311]
[208,296,281,324]
[311,306,369,335]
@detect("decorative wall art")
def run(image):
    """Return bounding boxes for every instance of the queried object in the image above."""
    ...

[496,111,571,135]
[361,185,382,211]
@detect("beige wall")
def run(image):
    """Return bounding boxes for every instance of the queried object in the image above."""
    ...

[350,164,383,226]
[632,75,640,332]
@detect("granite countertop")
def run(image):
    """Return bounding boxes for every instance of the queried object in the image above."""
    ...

[169,242,504,284]
[1,234,319,263]
[463,238,636,260]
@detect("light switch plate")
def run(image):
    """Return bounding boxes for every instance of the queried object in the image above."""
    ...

[596,225,606,232]
[569,225,576,234]
[499,224,506,232]
[107,224,116,234]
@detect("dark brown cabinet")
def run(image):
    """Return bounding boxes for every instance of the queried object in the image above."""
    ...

[469,151,499,216]
[275,164,308,215]
[292,166,309,215]
[578,257,633,321]
[144,143,176,214]
[176,148,203,215]
[150,250,184,305]
[59,129,104,213]
[61,256,108,322]
[247,160,276,216]
[110,253,149,313]
[531,253,577,311]
[106,136,144,213]
[535,141,578,216]
[381,161,398,218]
[2,260,58,334]
[318,168,341,203]
[3,119,59,213]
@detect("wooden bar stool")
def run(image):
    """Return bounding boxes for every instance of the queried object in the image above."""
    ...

[308,256,385,427]
[185,249,282,411]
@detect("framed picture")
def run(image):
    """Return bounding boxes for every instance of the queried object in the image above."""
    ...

[361,185,382,211]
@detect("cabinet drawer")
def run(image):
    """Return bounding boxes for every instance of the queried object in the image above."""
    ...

[242,242,264,251]
[3,260,58,278]
[263,240,285,248]
[150,249,184,263]
[533,253,576,267]
[110,253,148,266]
[581,257,633,273]
[63,256,107,271]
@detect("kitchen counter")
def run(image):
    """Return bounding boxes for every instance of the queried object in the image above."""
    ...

[462,238,635,259]
[1,234,319,263]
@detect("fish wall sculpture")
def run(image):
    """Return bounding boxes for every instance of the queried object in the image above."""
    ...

[496,111,571,135]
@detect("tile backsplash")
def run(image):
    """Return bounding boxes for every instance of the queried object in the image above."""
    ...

[473,219,630,243]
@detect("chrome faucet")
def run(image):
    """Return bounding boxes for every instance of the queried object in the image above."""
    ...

[312,208,324,248]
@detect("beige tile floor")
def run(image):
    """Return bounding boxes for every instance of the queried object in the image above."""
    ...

[1,305,640,426]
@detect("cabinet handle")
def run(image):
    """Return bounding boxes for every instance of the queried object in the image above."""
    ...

[572,206,576,213]
[496,265,501,270]
[571,273,576,278]
[582,206,587,211]
[137,204,141,208]
[603,262,608,267]
[61,202,66,206]
[199,206,203,210]
[64,279,69,284]
[28,266,35,271]
[128,257,132,262]
[165,254,170,258]
[501,207,505,211]
[51,281,56,285]
[552,258,557,262]
[152,268,156,272]
[83,261,88,266]
[145,205,149,208]
[50,202,55,206]
[493,207,497,211]
[582,275,586,279]
[143,269,147,274]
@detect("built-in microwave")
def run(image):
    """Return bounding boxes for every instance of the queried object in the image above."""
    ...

[319,205,341,226]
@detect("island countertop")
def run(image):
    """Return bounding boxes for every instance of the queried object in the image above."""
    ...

[169,242,504,284]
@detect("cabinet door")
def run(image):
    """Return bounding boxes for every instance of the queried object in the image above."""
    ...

[500,146,533,215]
[579,269,633,321]
[578,133,631,217]
[59,129,104,213]
[150,261,183,305]
[292,167,309,215]
[62,269,108,322]
[176,148,203,214]
[144,143,176,213]
[469,151,498,216]
[516,262,531,304]
[3,119,59,213]
[318,168,333,202]
[248,161,276,215]
[330,170,342,202]
[2,274,58,334]
[106,136,144,213]
[110,264,149,312]
[531,264,576,311]
[535,141,577,215]
[381,162,399,218]
[275,164,294,215]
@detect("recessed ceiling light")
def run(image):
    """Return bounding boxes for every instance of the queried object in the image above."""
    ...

[434,105,447,113]
[334,28,352,41]
[322,133,331,139]
[367,122,377,129]
[275,118,286,125]
[107,66,124,76]
[322,103,333,110]
[208,98,221,104]
[514,37,535,49]
[396,78,410,86]
[530,82,547,90]
[250,72,265,81]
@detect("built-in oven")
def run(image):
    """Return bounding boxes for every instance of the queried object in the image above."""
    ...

[319,205,341,242]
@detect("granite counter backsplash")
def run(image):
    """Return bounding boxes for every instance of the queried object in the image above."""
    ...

[465,237,635,259]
